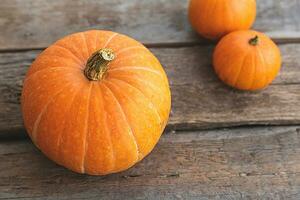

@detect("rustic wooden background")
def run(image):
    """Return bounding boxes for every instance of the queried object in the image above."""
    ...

[1,0,300,199]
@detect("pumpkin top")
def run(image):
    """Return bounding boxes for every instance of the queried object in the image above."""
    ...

[249,35,259,46]
[84,48,115,81]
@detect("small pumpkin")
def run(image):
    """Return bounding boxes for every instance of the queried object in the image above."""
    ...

[213,30,281,91]
[21,30,171,175]
[188,0,256,39]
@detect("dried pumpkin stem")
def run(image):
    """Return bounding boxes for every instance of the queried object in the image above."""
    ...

[249,35,259,46]
[84,48,115,81]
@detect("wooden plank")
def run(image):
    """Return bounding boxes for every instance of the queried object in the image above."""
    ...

[1,43,300,136]
[0,0,300,50]
[1,126,300,199]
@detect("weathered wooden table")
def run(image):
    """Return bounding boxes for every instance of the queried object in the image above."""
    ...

[1,0,300,199]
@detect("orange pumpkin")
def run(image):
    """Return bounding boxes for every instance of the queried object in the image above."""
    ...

[21,30,171,175]
[188,0,256,39]
[213,30,282,91]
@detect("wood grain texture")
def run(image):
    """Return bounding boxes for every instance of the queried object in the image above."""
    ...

[0,0,300,50]
[1,126,300,199]
[1,44,300,136]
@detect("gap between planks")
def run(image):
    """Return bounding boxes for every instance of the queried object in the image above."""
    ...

[1,37,300,53]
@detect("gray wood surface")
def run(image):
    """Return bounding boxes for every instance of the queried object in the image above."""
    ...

[0,0,300,50]
[1,43,300,135]
[1,126,300,199]
[1,0,300,199]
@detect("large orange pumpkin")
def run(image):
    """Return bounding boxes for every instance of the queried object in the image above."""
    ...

[188,0,256,39]
[213,30,282,91]
[21,30,171,175]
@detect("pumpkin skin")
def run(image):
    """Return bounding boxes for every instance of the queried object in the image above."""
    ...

[21,30,171,175]
[213,30,282,91]
[188,0,256,39]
